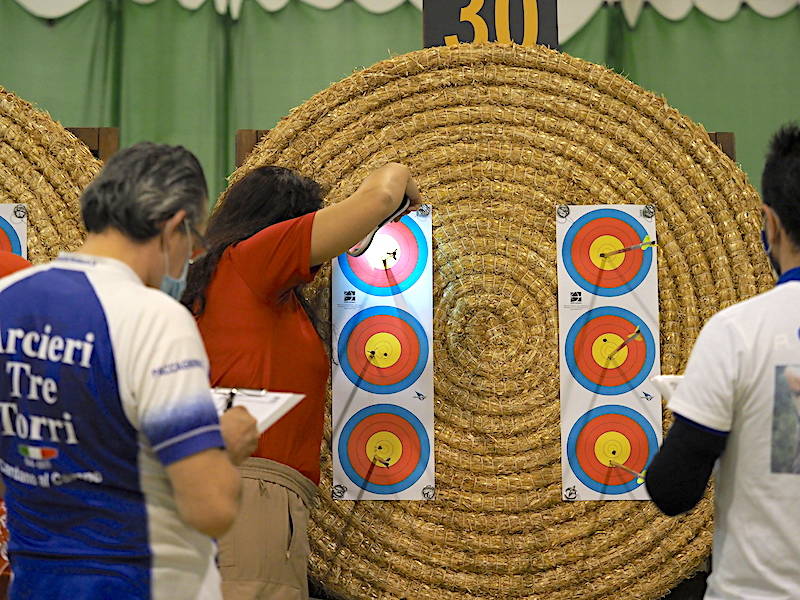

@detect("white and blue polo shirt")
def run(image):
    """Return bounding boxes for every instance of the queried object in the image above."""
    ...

[0,253,226,599]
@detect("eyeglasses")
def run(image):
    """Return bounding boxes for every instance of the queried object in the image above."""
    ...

[185,221,209,264]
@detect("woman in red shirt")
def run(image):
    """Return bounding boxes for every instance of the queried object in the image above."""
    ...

[183,163,420,600]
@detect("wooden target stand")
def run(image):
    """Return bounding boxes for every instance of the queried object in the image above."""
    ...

[66,127,120,162]
[235,130,734,600]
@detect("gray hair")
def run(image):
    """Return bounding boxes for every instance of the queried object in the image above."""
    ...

[81,142,207,241]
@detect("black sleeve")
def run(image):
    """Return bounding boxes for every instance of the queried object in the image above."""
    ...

[644,415,728,516]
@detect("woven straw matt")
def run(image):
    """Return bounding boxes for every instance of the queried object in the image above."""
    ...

[231,44,772,600]
[0,88,101,263]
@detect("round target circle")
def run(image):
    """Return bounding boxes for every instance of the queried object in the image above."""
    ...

[338,216,428,296]
[338,403,431,494]
[0,216,22,255]
[562,208,653,296]
[338,306,428,394]
[565,306,655,395]
[567,405,658,494]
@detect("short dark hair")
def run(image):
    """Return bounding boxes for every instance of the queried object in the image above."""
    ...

[763,123,800,248]
[81,142,207,241]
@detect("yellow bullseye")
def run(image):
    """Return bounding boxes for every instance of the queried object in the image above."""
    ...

[591,333,628,368]
[365,332,402,368]
[366,431,402,467]
[594,431,631,467]
[589,235,625,270]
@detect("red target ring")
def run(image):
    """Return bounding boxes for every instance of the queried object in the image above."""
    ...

[573,314,647,388]
[346,221,418,288]
[571,217,643,288]
[346,314,420,387]
[347,412,421,485]
[0,233,12,253]
[574,413,650,486]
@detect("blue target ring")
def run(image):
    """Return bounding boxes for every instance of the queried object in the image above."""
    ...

[0,216,22,255]
[338,403,430,494]
[337,215,428,296]
[567,405,658,495]
[562,208,653,297]
[337,306,428,395]
[565,306,656,396]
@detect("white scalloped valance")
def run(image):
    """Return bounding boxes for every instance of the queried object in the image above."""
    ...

[13,0,800,41]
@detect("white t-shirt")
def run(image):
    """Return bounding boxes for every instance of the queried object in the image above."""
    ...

[0,253,225,600]
[669,281,800,600]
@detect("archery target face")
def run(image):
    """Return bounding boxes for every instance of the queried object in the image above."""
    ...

[562,208,653,296]
[567,405,658,494]
[338,403,431,494]
[0,215,23,255]
[337,306,429,394]
[338,216,428,296]
[565,306,655,395]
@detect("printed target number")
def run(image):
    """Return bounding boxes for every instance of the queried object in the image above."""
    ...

[423,0,558,49]
[337,216,427,297]
[562,208,654,297]
[443,0,538,46]
[338,404,431,494]
[337,306,429,395]
[565,306,655,396]
[0,216,22,255]
[567,405,658,495]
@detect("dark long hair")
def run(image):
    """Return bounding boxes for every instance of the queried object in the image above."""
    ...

[182,166,327,340]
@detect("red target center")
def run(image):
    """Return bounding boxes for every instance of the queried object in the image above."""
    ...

[347,413,421,485]
[346,222,419,288]
[574,414,649,486]
[573,315,646,387]
[346,315,420,386]
[571,217,643,288]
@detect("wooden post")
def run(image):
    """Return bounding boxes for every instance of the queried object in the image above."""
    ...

[708,131,736,161]
[235,129,270,168]
[66,127,120,162]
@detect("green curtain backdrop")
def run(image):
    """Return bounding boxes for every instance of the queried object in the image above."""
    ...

[1,0,798,201]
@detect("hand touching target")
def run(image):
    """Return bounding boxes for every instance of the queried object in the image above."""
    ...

[565,306,655,395]
[337,306,429,394]
[567,405,658,494]
[338,404,431,494]
[562,208,654,296]
[338,216,428,296]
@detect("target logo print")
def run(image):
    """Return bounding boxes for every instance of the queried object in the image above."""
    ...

[562,208,653,297]
[338,306,429,395]
[0,216,23,255]
[338,403,431,494]
[566,405,657,495]
[565,306,655,396]
[337,216,428,296]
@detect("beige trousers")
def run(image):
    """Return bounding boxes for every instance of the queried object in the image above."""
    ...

[218,458,317,600]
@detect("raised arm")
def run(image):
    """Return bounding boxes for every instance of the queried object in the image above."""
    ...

[309,163,421,266]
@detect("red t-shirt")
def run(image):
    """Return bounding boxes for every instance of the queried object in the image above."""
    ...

[196,213,329,484]
[0,251,31,277]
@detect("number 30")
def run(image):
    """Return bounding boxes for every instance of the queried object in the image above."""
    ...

[444,0,539,47]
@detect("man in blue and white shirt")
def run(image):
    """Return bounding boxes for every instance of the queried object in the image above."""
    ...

[0,143,257,599]
[646,125,800,599]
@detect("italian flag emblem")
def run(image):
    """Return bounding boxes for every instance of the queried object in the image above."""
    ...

[18,445,58,460]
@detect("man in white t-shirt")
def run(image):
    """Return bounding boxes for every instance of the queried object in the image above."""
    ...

[646,124,800,599]
[0,143,258,599]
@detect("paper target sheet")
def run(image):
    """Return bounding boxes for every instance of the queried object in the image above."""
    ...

[331,209,434,500]
[0,204,28,259]
[557,205,661,501]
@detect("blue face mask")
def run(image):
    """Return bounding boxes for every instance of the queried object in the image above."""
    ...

[160,222,192,300]
[160,259,189,300]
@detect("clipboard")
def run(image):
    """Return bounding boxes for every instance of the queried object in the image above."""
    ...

[211,388,304,434]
